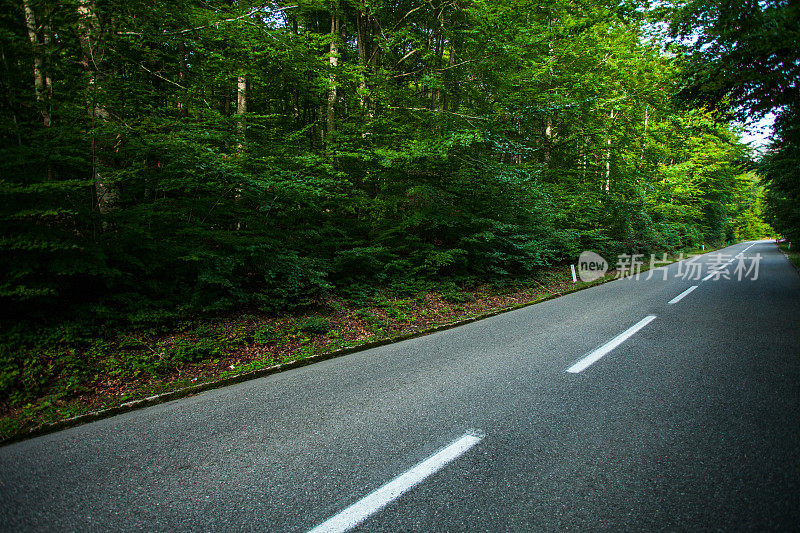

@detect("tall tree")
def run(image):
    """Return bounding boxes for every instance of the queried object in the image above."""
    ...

[21,0,48,126]
[667,0,800,239]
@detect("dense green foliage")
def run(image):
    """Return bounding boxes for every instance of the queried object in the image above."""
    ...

[0,0,773,409]
[762,109,800,241]
[668,0,799,240]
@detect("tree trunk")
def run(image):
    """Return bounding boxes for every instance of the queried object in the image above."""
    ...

[544,114,553,165]
[236,75,246,144]
[641,104,649,161]
[291,17,300,122]
[327,8,340,135]
[43,7,52,110]
[604,109,616,192]
[178,41,188,116]
[77,0,115,212]
[236,76,247,115]
[544,13,553,166]
[234,75,246,228]
[580,135,588,184]
[22,0,50,127]
[356,9,369,114]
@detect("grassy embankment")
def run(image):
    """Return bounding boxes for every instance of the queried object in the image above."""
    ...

[779,242,800,270]
[0,244,730,443]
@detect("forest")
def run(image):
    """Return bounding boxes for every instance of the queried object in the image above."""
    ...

[0,0,797,430]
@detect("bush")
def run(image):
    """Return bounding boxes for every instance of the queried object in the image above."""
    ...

[442,290,475,303]
[353,309,385,329]
[0,343,93,406]
[166,339,214,364]
[296,317,332,335]
[253,325,277,344]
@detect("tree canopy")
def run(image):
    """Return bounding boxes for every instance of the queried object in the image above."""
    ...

[666,0,799,240]
[0,0,773,330]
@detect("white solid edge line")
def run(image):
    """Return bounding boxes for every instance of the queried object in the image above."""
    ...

[566,315,657,374]
[668,285,698,304]
[308,433,482,533]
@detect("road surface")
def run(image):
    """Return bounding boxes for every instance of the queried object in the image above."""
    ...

[1,241,798,531]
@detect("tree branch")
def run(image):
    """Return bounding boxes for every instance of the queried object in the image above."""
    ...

[117,5,297,37]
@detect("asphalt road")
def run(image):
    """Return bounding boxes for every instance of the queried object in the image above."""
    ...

[1,241,798,532]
